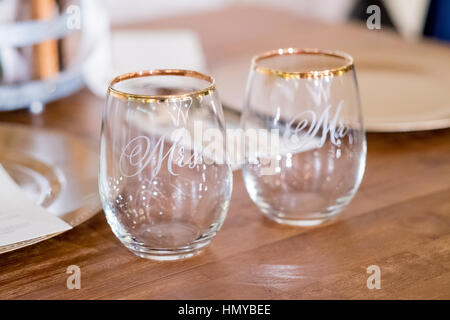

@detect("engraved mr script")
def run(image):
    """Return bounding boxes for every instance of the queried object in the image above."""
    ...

[283,100,351,152]
[280,76,352,152]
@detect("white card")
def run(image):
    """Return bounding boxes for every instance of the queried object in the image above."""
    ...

[0,164,72,247]
[84,29,207,97]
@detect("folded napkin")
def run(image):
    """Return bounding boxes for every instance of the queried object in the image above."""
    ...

[0,164,71,247]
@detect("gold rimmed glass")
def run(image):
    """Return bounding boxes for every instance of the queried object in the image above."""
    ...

[99,69,232,260]
[241,48,366,226]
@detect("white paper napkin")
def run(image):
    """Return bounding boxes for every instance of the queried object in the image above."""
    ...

[0,164,72,247]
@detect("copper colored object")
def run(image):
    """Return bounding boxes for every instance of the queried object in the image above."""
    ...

[31,0,59,79]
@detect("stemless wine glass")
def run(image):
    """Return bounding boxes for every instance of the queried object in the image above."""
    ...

[99,69,232,260]
[241,48,366,226]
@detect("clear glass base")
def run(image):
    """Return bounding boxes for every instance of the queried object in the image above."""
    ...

[244,171,356,227]
[121,238,212,261]
[255,197,350,227]
[261,210,340,227]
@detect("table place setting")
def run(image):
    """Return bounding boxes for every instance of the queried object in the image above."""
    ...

[1,46,366,258]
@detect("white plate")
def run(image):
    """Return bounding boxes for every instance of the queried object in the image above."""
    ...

[212,49,450,132]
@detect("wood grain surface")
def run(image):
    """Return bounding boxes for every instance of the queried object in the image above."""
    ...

[1,5,449,299]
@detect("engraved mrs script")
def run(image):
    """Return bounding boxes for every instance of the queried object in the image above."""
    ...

[119,131,203,179]
[119,135,176,178]
[119,98,200,179]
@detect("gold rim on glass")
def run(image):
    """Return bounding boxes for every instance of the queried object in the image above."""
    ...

[108,69,216,102]
[252,48,354,79]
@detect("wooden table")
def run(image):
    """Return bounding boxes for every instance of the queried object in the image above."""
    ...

[1,5,450,299]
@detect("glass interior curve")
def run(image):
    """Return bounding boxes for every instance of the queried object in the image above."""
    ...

[253,49,354,77]
[108,70,215,100]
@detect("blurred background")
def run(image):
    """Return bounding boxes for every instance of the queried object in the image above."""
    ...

[0,0,449,122]
[100,0,448,40]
